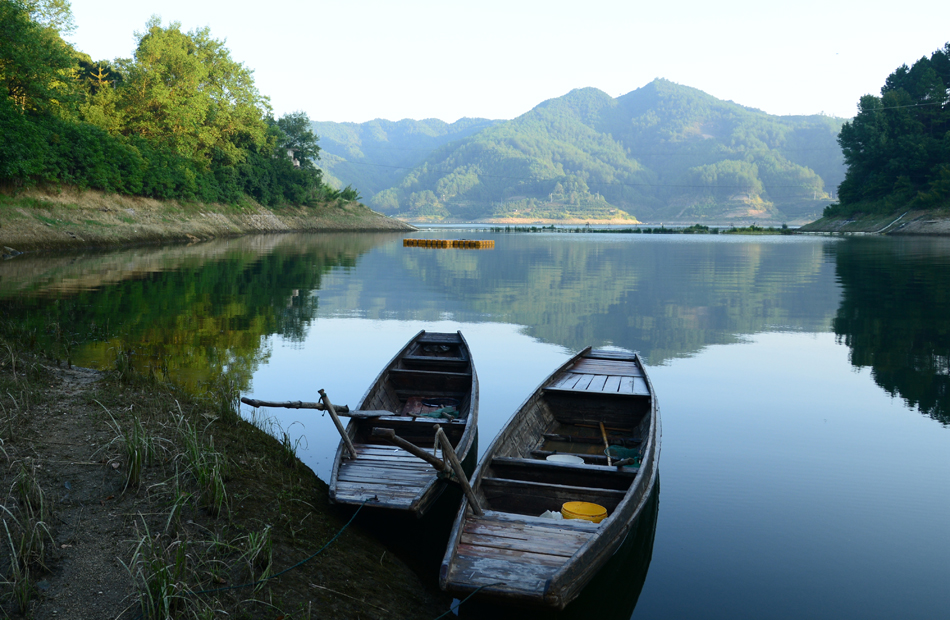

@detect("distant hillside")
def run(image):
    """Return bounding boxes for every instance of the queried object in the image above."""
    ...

[311,118,499,197]
[313,80,847,223]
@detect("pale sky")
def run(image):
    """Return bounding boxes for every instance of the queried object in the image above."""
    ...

[68,0,949,123]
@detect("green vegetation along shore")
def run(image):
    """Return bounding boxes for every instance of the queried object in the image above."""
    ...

[0,0,365,218]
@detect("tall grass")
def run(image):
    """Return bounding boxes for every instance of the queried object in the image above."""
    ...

[123,520,192,618]
[0,464,53,611]
[176,418,229,517]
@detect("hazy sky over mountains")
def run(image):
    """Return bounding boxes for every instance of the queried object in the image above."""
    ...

[69,0,949,123]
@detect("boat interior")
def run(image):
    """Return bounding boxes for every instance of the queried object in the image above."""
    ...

[476,352,652,518]
[354,332,473,450]
[333,333,475,508]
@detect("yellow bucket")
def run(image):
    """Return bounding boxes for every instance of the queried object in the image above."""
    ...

[561,501,607,523]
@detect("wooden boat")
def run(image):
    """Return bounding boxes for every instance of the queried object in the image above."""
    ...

[329,330,478,518]
[439,347,660,608]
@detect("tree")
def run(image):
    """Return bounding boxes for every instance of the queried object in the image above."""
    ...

[276,111,320,169]
[22,0,74,36]
[117,17,270,166]
[0,0,77,114]
[832,42,950,214]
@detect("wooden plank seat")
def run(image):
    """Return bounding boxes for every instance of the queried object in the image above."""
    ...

[541,432,641,447]
[489,456,637,490]
[358,417,466,445]
[571,358,643,376]
[546,372,650,396]
[531,450,641,470]
[389,368,473,392]
[480,477,627,515]
[585,350,638,361]
[416,333,463,344]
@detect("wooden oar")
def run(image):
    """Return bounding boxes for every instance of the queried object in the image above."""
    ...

[600,421,612,466]
[370,428,446,470]
[434,425,483,516]
[319,389,358,459]
[370,426,484,516]
[240,397,352,414]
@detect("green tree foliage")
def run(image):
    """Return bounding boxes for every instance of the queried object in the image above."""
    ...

[116,18,269,166]
[21,0,73,35]
[0,3,335,207]
[829,43,950,216]
[277,110,320,168]
[0,0,76,114]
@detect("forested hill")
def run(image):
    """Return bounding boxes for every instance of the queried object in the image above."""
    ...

[1,1,352,208]
[822,43,950,219]
[312,118,499,198]
[316,80,846,223]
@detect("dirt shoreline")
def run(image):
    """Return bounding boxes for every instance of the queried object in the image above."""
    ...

[798,208,950,235]
[0,348,451,619]
[0,188,415,254]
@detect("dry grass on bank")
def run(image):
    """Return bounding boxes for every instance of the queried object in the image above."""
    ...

[0,187,414,253]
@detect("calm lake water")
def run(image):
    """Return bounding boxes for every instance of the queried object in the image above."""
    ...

[2,231,948,619]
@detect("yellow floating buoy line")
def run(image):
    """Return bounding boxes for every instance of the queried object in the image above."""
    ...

[403,238,495,249]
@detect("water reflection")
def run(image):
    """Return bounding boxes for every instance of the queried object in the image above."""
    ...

[315,234,842,364]
[0,233,843,394]
[0,233,400,392]
[830,237,950,425]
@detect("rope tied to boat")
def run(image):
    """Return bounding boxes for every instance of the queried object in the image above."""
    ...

[433,582,506,620]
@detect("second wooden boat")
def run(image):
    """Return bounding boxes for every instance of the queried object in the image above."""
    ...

[439,347,660,608]
[329,330,478,518]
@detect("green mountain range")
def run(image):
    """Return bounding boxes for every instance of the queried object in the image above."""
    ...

[313,80,847,223]
[310,118,499,199]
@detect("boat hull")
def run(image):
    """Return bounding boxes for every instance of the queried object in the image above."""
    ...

[440,348,660,607]
[329,330,478,518]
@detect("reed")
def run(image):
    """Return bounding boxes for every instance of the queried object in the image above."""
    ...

[242,525,273,588]
[123,520,192,618]
[176,418,229,517]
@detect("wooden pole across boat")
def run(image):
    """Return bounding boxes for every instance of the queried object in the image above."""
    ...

[240,397,351,414]
[435,425,483,516]
[370,428,446,470]
[319,389,358,459]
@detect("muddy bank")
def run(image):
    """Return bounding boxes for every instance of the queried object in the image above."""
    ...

[799,208,950,235]
[0,188,415,254]
[0,345,450,619]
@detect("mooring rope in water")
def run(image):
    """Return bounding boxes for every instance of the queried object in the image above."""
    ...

[432,583,506,620]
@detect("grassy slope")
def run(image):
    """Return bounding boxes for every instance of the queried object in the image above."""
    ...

[0,187,415,253]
